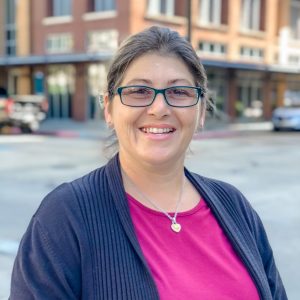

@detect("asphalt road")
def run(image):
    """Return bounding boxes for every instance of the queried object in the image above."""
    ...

[0,130,299,299]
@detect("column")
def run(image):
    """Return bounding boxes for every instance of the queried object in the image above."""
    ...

[263,72,272,119]
[227,68,237,120]
[73,63,87,121]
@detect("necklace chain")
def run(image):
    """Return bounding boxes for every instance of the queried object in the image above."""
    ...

[122,170,185,233]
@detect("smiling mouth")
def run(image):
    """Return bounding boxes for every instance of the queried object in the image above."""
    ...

[140,127,175,134]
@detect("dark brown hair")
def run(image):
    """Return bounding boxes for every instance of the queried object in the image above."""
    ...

[104,26,208,157]
[106,26,207,100]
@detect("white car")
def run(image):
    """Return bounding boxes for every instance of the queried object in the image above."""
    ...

[272,105,300,131]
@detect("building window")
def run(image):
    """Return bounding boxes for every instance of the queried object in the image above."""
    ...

[198,41,227,56]
[240,0,265,31]
[147,0,175,16]
[88,0,116,12]
[290,0,300,39]
[237,82,263,118]
[240,46,264,61]
[5,0,16,56]
[47,65,75,119]
[288,55,300,64]
[199,0,228,26]
[86,30,118,52]
[49,0,72,16]
[46,33,73,54]
[206,69,227,112]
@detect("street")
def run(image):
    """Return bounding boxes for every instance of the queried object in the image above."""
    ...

[0,130,299,299]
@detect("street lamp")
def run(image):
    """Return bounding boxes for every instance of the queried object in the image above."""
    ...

[187,0,192,42]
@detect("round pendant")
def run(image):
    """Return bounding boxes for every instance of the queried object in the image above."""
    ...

[171,222,181,233]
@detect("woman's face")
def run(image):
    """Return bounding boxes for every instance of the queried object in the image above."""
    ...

[104,52,203,169]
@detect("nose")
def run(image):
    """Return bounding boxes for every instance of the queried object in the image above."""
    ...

[147,91,170,117]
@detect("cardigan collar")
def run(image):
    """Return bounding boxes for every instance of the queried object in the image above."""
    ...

[104,154,159,298]
[104,153,270,300]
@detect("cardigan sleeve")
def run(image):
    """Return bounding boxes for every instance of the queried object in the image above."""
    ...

[245,206,288,300]
[219,180,288,300]
[10,184,82,300]
[197,175,288,300]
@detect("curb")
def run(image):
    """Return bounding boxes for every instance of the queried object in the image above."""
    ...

[35,130,107,140]
[193,130,240,140]
[33,121,273,140]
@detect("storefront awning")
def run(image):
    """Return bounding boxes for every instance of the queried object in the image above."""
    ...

[202,59,267,71]
[202,59,300,74]
[0,52,114,66]
[1,54,300,74]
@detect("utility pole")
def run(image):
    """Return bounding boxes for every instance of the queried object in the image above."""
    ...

[187,0,192,42]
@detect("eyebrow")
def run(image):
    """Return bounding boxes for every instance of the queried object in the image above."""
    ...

[125,78,194,86]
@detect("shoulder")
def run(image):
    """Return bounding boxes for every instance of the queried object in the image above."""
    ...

[187,171,259,228]
[187,171,246,203]
[188,171,269,254]
[34,166,108,231]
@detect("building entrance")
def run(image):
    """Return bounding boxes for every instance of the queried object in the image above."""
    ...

[47,65,75,119]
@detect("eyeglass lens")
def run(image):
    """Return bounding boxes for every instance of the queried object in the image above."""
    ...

[120,86,199,107]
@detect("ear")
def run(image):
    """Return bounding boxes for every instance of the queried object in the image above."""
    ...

[104,93,113,127]
[194,100,206,132]
[199,102,206,128]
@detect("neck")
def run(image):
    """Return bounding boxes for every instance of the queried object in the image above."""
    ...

[119,151,185,186]
[119,152,186,212]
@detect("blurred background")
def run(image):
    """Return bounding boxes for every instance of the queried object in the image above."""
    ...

[0,0,300,299]
[0,0,300,125]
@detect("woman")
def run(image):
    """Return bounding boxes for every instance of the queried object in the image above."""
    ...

[11,26,287,299]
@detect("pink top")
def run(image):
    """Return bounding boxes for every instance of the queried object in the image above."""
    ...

[127,194,260,300]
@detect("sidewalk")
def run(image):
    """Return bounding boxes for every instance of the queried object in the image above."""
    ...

[37,119,108,139]
[36,118,273,140]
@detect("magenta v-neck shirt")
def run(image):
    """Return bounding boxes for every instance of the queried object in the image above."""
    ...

[127,194,260,300]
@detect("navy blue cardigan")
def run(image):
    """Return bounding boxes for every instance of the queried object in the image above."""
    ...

[10,154,287,299]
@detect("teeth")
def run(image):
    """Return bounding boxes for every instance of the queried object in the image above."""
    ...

[142,127,173,134]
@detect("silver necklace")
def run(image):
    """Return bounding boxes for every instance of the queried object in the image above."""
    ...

[123,171,185,233]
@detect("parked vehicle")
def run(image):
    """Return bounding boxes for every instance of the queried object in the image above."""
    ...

[0,87,14,129]
[0,87,48,133]
[272,104,300,131]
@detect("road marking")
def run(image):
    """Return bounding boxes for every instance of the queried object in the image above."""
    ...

[0,135,46,144]
[0,239,19,256]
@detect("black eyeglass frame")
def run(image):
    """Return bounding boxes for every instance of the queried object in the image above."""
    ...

[116,85,204,108]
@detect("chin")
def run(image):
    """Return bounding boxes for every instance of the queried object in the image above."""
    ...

[140,150,185,167]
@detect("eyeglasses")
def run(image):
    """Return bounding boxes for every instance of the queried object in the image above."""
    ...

[116,85,204,108]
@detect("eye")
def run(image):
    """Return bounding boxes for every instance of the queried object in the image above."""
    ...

[124,87,152,96]
[168,88,193,97]
[174,89,188,95]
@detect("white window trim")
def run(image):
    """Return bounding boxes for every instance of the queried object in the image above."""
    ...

[252,0,260,31]
[199,0,209,25]
[147,0,160,15]
[165,0,175,16]
[86,29,119,52]
[82,10,117,21]
[241,0,261,31]
[42,16,73,26]
[197,22,228,31]
[239,27,265,37]
[241,0,250,29]
[199,0,222,26]
[145,14,186,25]
[213,0,222,26]
[46,33,73,54]
[147,0,175,17]
[197,41,227,57]
[239,46,264,61]
[290,1,300,39]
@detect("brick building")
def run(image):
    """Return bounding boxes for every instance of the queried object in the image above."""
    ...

[0,0,300,121]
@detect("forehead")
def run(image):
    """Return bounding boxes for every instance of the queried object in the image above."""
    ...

[121,52,195,85]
